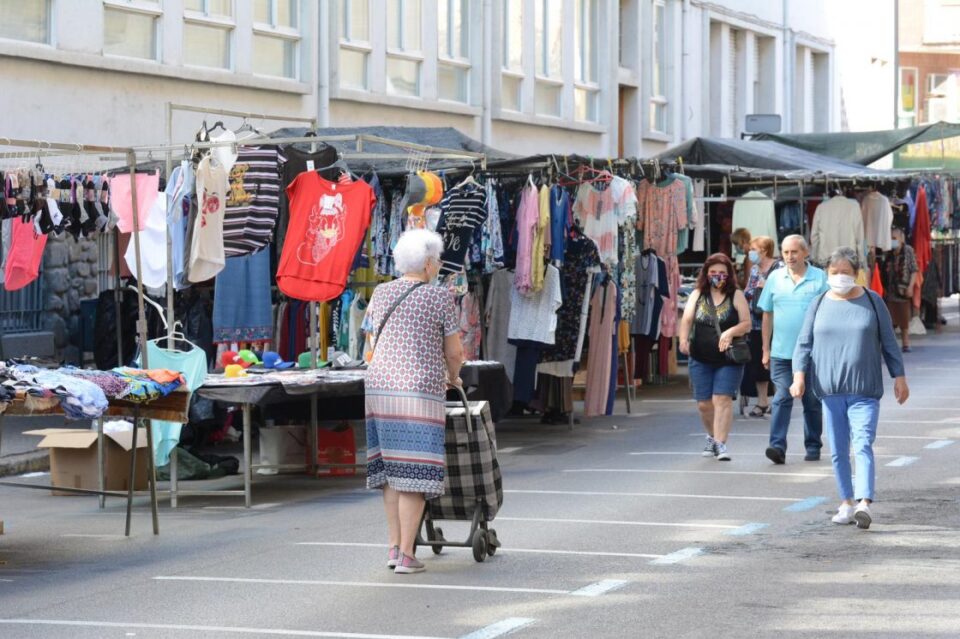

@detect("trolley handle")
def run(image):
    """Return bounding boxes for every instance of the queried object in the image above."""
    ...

[447,382,476,434]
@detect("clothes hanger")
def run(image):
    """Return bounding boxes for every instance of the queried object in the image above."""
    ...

[149,322,200,353]
[234,116,262,141]
[454,159,478,189]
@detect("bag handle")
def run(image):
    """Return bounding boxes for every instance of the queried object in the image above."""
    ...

[704,292,726,341]
[447,382,475,434]
[371,282,425,356]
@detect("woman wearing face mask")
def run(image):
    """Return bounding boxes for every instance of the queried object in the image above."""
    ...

[679,253,752,461]
[792,247,909,529]
[881,227,919,352]
[742,236,782,417]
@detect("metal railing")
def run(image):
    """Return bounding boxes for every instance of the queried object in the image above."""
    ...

[0,277,45,333]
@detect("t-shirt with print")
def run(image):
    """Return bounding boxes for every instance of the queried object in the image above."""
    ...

[507,264,563,345]
[222,145,286,257]
[573,176,638,265]
[278,172,375,302]
[188,155,228,283]
[436,182,488,275]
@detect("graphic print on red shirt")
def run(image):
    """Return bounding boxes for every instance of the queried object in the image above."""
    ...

[277,172,375,302]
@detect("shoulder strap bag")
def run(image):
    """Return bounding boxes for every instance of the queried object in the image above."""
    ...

[706,293,751,365]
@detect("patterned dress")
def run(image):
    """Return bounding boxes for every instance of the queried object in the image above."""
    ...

[363,279,459,497]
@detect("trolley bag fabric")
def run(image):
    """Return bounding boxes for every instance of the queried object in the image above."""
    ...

[427,397,503,521]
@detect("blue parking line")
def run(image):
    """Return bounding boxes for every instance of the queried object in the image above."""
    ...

[725,522,769,536]
[783,496,828,512]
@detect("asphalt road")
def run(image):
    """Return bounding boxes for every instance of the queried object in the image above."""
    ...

[1,328,959,638]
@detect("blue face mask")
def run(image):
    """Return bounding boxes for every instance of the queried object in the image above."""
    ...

[748,250,760,262]
[890,239,900,250]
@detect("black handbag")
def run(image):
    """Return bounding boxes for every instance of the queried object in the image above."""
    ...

[706,294,751,365]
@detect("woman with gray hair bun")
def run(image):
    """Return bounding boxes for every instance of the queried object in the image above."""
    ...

[791,246,909,530]
[362,228,464,574]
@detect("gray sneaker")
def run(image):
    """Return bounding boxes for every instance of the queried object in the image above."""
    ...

[387,545,400,569]
[715,441,731,461]
[394,553,425,574]
[702,436,717,457]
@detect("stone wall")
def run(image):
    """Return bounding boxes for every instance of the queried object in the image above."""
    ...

[41,233,100,363]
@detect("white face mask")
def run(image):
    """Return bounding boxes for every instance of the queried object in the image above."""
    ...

[828,273,857,295]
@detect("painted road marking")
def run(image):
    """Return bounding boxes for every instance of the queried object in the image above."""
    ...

[925,440,956,449]
[688,433,769,437]
[886,456,920,467]
[155,576,624,597]
[459,619,536,639]
[497,516,740,530]
[724,523,769,536]
[630,451,903,458]
[564,469,832,479]
[505,489,798,502]
[782,496,828,512]
[569,580,629,597]
[296,542,663,560]
[689,433,956,440]
[497,447,523,454]
[638,399,692,403]
[0,620,449,639]
[61,534,127,539]
[649,547,704,565]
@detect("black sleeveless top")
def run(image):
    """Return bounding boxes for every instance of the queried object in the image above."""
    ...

[690,292,740,366]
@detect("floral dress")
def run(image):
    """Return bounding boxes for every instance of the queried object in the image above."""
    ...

[363,279,459,497]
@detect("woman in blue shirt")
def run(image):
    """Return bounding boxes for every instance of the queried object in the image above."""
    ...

[791,247,910,530]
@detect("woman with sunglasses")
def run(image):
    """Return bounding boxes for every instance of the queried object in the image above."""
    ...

[679,253,752,461]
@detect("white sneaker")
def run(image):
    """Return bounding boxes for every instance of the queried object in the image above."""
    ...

[715,441,731,461]
[854,503,872,529]
[831,504,855,525]
[701,436,717,457]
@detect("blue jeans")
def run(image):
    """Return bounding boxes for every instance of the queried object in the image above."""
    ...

[822,394,880,501]
[769,357,822,454]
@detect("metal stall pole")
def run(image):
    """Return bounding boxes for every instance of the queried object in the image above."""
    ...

[309,302,319,476]
[243,403,252,508]
[97,416,105,509]
[125,149,160,535]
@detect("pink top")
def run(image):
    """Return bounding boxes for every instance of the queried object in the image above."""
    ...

[110,172,161,233]
[4,217,48,291]
[514,184,540,294]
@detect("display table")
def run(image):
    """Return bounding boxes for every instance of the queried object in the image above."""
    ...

[192,361,508,508]
[0,389,191,536]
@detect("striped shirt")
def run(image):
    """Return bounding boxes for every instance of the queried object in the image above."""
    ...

[223,146,286,257]
[436,182,487,275]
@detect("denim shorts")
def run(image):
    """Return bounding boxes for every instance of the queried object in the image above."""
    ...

[688,357,744,401]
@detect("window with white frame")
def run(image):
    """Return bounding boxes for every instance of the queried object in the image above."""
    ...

[649,0,668,133]
[574,0,599,122]
[104,0,161,60]
[183,0,234,70]
[0,0,50,44]
[252,0,300,78]
[340,0,371,90]
[501,0,523,112]
[437,0,470,103]
[386,0,422,97]
[535,0,563,117]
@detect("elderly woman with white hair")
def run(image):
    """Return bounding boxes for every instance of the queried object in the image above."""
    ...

[792,246,909,530]
[362,228,463,574]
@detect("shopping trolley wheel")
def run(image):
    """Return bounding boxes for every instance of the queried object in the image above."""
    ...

[431,527,445,555]
[471,529,487,562]
[486,529,499,556]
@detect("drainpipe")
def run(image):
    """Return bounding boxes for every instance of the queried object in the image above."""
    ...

[893,0,899,129]
[681,0,690,140]
[481,0,493,146]
[317,1,331,128]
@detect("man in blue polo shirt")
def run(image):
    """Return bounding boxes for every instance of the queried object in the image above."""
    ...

[758,235,829,464]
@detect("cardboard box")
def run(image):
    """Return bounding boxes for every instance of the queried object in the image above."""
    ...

[258,425,307,475]
[24,428,149,495]
[313,420,361,476]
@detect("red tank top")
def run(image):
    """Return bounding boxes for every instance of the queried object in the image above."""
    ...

[277,172,375,302]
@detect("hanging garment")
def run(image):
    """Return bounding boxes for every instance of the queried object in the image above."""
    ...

[630,252,670,338]
[482,180,505,273]
[213,248,274,344]
[144,342,208,467]
[573,176,638,265]
[549,185,570,263]
[188,155,229,283]
[348,295,367,360]
[484,268,518,382]
[436,182,488,276]
[731,191,778,253]
[222,146,286,257]
[637,178,684,338]
[810,196,865,265]
[514,183,540,293]
[278,173,375,302]
[3,216,47,291]
[531,185,551,291]
[458,289,482,361]
[508,264,563,345]
[166,162,195,290]
[124,195,168,289]
[584,280,618,417]
[671,173,694,254]
[110,171,160,233]
[691,179,706,251]
[861,190,894,251]
[913,186,932,275]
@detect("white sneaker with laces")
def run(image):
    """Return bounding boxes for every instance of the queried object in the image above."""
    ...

[715,441,731,461]
[832,504,855,525]
[854,502,872,529]
[701,436,717,457]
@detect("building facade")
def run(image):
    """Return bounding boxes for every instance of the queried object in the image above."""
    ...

[0,0,871,159]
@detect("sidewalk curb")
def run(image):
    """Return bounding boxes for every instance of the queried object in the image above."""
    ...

[0,451,49,478]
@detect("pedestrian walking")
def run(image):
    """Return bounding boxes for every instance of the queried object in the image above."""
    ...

[791,247,909,529]
[881,226,919,353]
[679,253,752,461]
[741,235,781,417]
[363,229,464,574]
[758,235,830,464]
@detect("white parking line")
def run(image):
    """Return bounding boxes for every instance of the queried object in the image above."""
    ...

[925,440,956,449]
[460,619,537,639]
[155,575,615,597]
[885,456,920,467]
[295,541,663,560]
[629,451,903,458]
[569,580,629,597]
[649,547,704,565]
[0,619,449,639]
[505,489,799,502]
[564,469,832,479]
[497,516,740,530]
[497,447,523,454]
